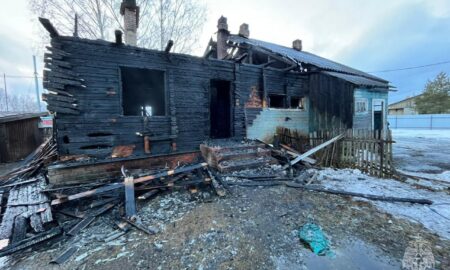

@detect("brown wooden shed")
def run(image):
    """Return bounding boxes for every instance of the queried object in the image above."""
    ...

[0,112,47,163]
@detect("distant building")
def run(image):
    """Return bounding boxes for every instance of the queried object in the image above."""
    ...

[388,95,422,115]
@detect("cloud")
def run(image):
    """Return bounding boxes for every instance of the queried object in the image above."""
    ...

[1,0,449,105]
[336,1,450,102]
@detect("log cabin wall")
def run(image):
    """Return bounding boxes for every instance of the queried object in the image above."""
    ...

[45,36,312,159]
[44,36,355,160]
[46,36,238,159]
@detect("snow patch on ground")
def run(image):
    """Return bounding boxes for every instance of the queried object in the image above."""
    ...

[316,168,450,240]
[392,129,450,175]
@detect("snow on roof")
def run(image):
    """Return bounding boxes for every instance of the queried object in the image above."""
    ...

[229,35,390,88]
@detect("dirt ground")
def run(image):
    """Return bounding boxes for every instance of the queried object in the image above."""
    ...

[2,182,449,270]
[1,130,449,269]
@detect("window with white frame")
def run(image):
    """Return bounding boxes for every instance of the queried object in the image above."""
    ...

[355,98,368,114]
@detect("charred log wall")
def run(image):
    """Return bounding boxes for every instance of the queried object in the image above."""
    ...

[309,72,354,131]
[45,37,237,158]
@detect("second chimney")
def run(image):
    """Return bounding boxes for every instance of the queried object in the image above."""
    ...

[239,23,250,38]
[292,39,302,51]
[216,16,229,60]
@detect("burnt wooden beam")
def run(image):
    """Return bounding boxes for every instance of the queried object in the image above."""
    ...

[51,163,208,205]
[0,227,62,257]
[39,17,59,38]
[165,40,174,53]
[260,60,276,68]
[284,182,434,205]
[250,45,295,67]
[50,246,78,264]
[47,106,80,115]
[234,53,248,63]
[137,189,159,200]
[42,93,77,103]
[282,64,298,72]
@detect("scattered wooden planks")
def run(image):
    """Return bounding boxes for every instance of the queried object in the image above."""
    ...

[51,162,209,205]
[0,176,53,242]
[0,138,57,183]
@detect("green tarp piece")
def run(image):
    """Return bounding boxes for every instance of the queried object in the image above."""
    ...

[299,223,332,256]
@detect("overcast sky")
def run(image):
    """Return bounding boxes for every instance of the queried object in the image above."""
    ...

[0,0,449,105]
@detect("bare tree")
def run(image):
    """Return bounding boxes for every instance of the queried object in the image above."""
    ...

[29,0,207,54]
[0,90,37,113]
[136,0,207,53]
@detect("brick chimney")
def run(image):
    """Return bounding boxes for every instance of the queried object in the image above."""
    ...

[239,23,249,38]
[217,16,229,60]
[292,39,302,51]
[120,0,140,46]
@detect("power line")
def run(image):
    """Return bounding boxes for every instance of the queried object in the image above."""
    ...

[367,60,450,73]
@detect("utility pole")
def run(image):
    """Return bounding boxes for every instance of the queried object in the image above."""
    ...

[33,55,41,111]
[3,73,8,111]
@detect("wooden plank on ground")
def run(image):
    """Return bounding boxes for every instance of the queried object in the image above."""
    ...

[124,177,136,218]
[283,134,344,169]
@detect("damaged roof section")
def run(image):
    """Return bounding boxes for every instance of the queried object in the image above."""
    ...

[228,35,391,89]
[323,71,391,89]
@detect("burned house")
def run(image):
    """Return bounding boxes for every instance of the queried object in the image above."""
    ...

[40,3,391,185]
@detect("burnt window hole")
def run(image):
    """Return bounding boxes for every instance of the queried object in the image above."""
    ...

[121,67,166,117]
[269,94,286,108]
[87,132,113,137]
[63,135,70,144]
[80,144,111,150]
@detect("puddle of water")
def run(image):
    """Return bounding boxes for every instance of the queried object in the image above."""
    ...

[304,239,400,270]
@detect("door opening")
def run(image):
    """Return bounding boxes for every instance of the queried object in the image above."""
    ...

[373,99,384,131]
[210,80,231,138]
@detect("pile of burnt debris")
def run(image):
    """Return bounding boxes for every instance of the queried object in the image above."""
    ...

[0,136,433,264]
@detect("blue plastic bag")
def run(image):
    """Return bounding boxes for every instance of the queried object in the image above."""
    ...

[298,223,333,256]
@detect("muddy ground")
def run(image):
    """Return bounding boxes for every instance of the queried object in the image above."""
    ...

[2,182,449,270]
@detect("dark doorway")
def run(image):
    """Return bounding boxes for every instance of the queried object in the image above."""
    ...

[373,99,384,131]
[210,80,231,138]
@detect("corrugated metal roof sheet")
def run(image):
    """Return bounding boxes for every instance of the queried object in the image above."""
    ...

[323,71,390,88]
[0,112,47,123]
[229,35,389,86]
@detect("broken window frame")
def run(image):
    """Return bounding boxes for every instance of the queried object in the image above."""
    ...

[119,66,168,117]
[289,96,306,110]
[355,98,368,114]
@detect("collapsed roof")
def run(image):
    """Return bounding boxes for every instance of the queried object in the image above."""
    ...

[227,35,391,89]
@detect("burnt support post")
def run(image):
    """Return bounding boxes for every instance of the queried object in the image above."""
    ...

[115,30,123,44]
[144,136,151,154]
[165,40,174,53]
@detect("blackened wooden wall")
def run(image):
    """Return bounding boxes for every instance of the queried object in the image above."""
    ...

[45,37,309,159]
[44,36,348,160]
[309,72,354,131]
